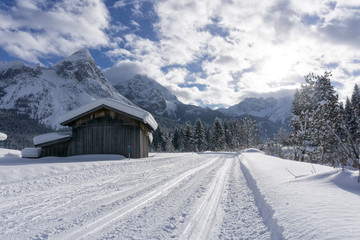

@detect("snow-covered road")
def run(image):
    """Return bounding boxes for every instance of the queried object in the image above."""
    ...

[0,152,270,240]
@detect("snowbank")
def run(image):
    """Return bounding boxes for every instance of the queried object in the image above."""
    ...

[0,132,7,141]
[240,150,360,240]
[0,148,21,158]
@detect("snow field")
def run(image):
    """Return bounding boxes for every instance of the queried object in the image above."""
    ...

[2,150,357,239]
[0,152,270,239]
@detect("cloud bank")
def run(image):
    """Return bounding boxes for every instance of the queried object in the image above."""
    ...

[105,0,360,107]
[0,0,110,63]
[1,0,360,108]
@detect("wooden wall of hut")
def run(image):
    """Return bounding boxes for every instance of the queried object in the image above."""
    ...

[67,109,149,158]
[40,140,71,158]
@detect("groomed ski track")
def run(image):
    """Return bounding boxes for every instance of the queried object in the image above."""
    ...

[0,152,273,239]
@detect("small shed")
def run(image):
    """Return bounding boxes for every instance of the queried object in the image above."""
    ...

[34,98,158,158]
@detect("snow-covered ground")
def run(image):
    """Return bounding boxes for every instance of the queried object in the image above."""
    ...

[0,150,359,239]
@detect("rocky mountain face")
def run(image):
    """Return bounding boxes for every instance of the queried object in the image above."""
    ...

[219,96,293,124]
[113,74,293,127]
[113,74,181,118]
[0,48,131,129]
[113,74,227,126]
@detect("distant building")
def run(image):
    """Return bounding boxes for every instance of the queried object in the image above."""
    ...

[33,98,157,158]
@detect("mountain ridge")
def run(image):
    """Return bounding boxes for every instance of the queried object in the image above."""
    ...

[112,74,293,126]
[0,48,293,132]
[0,49,132,129]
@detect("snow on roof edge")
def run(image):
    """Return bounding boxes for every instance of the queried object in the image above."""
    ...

[21,147,41,158]
[34,132,72,146]
[59,98,158,130]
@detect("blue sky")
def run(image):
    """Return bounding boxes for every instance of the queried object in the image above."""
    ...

[1,0,360,108]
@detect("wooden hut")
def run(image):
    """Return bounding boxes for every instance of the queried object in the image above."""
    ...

[33,98,157,158]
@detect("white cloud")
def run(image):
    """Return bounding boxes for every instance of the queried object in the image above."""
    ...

[0,0,110,63]
[6,0,359,107]
[103,60,147,85]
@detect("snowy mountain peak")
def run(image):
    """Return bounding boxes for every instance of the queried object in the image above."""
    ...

[55,48,93,65]
[219,96,293,123]
[0,60,27,71]
[0,49,132,129]
[113,74,180,116]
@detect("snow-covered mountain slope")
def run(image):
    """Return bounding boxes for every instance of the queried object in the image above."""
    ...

[113,74,181,117]
[219,96,293,123]
[113,74,226,125]
[113,74,293,125]
[0,49,132,129]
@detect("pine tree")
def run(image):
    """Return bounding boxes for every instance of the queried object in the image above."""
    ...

[345,97,357,140]
[184,122,194,151]
[212,117,225,151]
[152,126,163,152]
[223,120,233,150]
[172,128,182,151]
[194,119,206,152]
[242,117,260,148]
[290,72,352,166]
[351,84,360,141]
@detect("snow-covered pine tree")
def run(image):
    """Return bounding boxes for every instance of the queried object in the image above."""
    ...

[351,84,360,141]
[212,117,225,151]
[291,72,351,166]
[152,126,164,152]
[194,119,206,152]
[311,72,341,165]
[241,117,260,148]
[345,97,358,140]
[224,119,242,150]
[184,122,194,152]
[172,128,183,151]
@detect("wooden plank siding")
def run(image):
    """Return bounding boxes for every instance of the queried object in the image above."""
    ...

[39,108,151,158]
[40,140,71,157]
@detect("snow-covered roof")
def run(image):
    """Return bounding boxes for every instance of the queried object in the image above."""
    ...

[0,132,7,141]
[59,98,158,130]
[33,132,72,146]
[21,147,41,158]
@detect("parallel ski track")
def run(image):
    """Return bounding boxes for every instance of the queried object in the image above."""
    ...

[0,154,196,236]
[180,155,232,240]
[55,156,220,240]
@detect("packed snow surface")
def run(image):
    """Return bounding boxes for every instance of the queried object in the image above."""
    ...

[0,150,359,239]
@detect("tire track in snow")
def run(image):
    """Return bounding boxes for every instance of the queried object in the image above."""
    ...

[180,155,232,240]
[55,156,220,240]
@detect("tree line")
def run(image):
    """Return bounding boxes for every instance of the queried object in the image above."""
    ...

[265,72,360,172]
[151,117,261,152]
